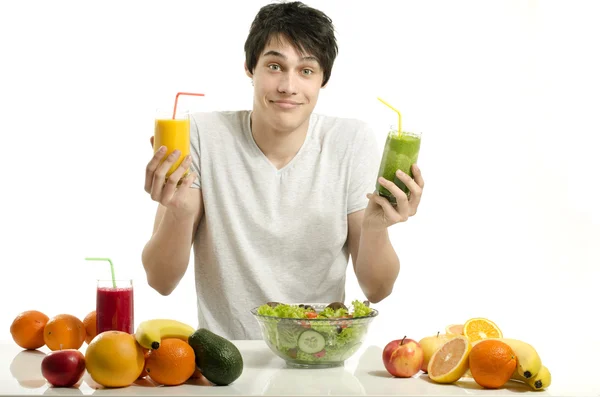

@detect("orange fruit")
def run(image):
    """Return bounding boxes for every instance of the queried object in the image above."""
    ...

[83,311,97,344]
[43,314,86,351]
[445,324,464,335]
[85,331,144,387]
[427,335,472,384]
[463,317,502,343]
[469,339,517,389]
[145,338,196,386]
[10,310,49,350]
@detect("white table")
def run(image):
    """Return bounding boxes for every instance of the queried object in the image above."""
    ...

[1,340,598,396]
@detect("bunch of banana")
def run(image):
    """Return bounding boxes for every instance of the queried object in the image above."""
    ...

[488,338,551,390]
[512,365,552,391]
[134,319,195,350]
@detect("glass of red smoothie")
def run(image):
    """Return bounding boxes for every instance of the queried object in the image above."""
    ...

[96,279,134,334]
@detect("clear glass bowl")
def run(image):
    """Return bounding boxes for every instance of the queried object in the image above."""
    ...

[251,303,378,368]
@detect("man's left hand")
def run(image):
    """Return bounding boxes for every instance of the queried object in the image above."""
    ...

[363,164,425,230]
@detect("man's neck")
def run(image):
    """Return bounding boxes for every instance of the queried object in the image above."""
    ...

[250,112,310,170]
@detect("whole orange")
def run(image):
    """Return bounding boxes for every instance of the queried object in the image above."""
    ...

[10,310,49,350]
[82,311,97,344]
[145,338,196,386]
[43,314,86,351]
[85,331,144,388]
[469,339,517,389]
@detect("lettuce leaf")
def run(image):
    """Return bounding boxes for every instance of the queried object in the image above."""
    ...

[256,304,308,318]
[277,321,303,349]
[351,300,372,318]
[256,300,373,319]
[317,307,349,318]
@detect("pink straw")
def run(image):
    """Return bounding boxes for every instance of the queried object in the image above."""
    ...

[172,92,205,119]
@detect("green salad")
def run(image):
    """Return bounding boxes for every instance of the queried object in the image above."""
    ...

[255,300,375,363]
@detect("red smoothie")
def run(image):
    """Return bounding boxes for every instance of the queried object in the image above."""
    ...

[96,284,134,334]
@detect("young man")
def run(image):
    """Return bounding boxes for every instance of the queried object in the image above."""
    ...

[142,1,424,340]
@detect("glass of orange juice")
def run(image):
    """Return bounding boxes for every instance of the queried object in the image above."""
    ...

[154,109,190,179]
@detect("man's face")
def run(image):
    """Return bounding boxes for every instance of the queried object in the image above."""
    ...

[246,35,324,133]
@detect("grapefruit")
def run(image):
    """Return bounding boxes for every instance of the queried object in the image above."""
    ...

[85,331,144,388]
[427,335,471,384]
[445,324,464,335]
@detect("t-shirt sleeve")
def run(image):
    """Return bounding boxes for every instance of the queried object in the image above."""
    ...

[189,113,202,189]
[347,125,381,214]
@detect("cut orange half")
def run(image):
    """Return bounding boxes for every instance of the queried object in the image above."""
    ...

[427,335,472,384]
[445,324,464,335]
[463,318,502,343]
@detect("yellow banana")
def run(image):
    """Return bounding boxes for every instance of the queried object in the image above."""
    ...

[512,365,551,390]
[134,319,195,350]
[488,338,542,379]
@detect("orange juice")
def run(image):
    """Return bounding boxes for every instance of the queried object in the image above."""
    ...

[154,118,190,178]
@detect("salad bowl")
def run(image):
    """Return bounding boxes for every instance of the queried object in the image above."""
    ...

[251,301,378,368]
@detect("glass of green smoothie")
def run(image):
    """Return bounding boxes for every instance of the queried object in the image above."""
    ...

[376,129,422,204]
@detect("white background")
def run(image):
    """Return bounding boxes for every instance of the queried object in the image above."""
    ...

[0,0,599,389]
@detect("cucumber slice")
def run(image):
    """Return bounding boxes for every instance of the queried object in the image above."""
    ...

[297,329,326,354]
[339,342,362,361]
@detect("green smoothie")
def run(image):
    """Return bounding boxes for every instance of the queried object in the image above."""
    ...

[376,131,421,203]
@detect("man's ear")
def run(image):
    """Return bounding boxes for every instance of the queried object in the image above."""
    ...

[244,62,253,79]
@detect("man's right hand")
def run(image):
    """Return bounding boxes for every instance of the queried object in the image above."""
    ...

[145,136,198,217]
[142,136,203,295]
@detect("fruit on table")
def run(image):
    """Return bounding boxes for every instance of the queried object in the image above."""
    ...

[134,319,195,350]
[10,310,49,350]
[85,331,144,387]
[427,335,471,383]
[188,328,244,386]
[445,324,464,335]
[82,311,97,344]
[486,338,542,379]
[41,349,86,387]
[511,365,552,390]
[468,339,517,389]
[418,333,458,373]
[44,314,86,351]
[422,319,550,390]
[144,338,196,386]
[382,336,424,378]
[463,317,502,344]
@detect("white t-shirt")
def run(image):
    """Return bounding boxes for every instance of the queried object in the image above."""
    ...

[189,110,380,339]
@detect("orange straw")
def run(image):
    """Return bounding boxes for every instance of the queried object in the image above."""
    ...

[172,92,205,119]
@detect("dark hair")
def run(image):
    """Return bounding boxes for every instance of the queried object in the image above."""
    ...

[244,1,338,87]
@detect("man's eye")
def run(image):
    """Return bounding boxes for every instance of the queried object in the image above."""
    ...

[268,64,281,71]
[302,69,314,75]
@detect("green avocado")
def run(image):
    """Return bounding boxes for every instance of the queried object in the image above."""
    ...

[188,328,244,386]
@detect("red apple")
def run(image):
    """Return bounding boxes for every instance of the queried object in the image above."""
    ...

[382,336,424,378]
[41,349,86,387]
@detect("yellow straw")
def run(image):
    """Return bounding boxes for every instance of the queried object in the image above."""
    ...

[377,97,402,137]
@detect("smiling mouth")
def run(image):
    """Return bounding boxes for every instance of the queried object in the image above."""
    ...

[270,100,302,109]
